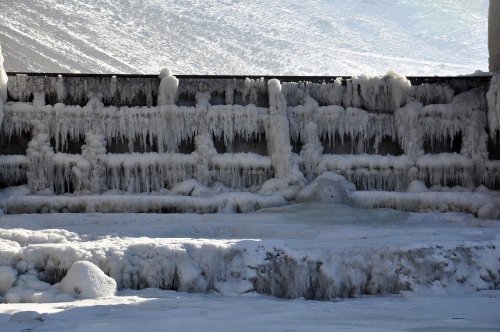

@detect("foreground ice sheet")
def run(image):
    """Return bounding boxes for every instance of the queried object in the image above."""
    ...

[1,290,499,332]
[0,203,499,329]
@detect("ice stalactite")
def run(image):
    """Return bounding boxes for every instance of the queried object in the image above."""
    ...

[242,78,267,105]
[0,155,28,186]
[194,133,217,184]
[266,79,292,180]
[409,83,454,105]
[102,153,197,193]
[26,122,54,193]
[416,153,474,188]
[287,96,317,143]
[314,105,344,145]
[344,71,411,112]
[321,154,413,191]
[487,73,500,139]
[300,122,324,181]
[52,153,85,194]
[56,75,66,103]
[394,102,424,160]
[211,153,273,188]
[73,133,107,193]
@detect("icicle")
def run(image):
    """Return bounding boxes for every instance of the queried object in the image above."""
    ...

[211,153,273,188]
[416,153,474,188]
[109,75,117,97]
[74,132,107,193]
[300,122,323,180]
[409,83,454,105]
[158,68,179,106]
[56,75,66,102]
[242,78,267,105]
[486,73,500,139]
[343,72,411,111]
[0,155,28,186]
[194,133,217,184]
[26,122,55,193]
[102,153,196,193]
[320,154,413,191]
[394,102,424,160]
[33,92,46,108]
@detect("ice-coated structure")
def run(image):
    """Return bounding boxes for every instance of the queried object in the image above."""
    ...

[0,63,499,216]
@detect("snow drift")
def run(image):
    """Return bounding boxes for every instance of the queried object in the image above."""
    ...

[0,226,498,302]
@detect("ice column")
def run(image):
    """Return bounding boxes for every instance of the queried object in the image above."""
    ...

[73,132,107,193]
[56,75,66,102]
[0,44,7,127]
[26,122,54,193]
[487,74,500,139]
[194,92,216,184]
[158,68,179,106]
[0,44,7,102]
[266,79,292,179]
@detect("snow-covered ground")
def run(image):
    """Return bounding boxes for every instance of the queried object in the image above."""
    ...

[0,0,489,75]
[0,204,499,331]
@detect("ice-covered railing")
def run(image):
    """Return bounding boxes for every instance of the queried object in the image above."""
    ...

[1,69,499,200]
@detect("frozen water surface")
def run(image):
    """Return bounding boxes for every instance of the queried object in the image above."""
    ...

[0,0,489,75]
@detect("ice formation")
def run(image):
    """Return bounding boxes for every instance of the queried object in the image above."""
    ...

[0,70,499,216]
[487,73,500,139]
[59,261,117,299]
[0,225,498,302]
[0,45,7,103]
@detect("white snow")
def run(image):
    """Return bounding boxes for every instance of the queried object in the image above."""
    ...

[0,1,489,75]
[59,261,117,299]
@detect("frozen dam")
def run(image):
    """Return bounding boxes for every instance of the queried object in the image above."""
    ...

[0,69,500,217]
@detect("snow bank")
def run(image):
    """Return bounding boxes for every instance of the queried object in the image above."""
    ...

[352,190,500,219]
[0,192,287,214]
[59,261,117,298]
[0,226,498,302]
[0,266,17,294]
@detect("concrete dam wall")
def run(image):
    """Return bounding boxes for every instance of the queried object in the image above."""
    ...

[0,71,499,215]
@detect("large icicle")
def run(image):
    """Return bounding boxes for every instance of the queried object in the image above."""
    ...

[26,122,55,193]
[74,132,107,193]
[344,71,411,112]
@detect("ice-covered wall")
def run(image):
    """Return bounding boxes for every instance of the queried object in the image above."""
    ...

[0,71,498,201]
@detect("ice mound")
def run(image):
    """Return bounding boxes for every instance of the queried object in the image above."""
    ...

[0,266,17,294]
[59,261,116,299]
[295,172,355,204]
